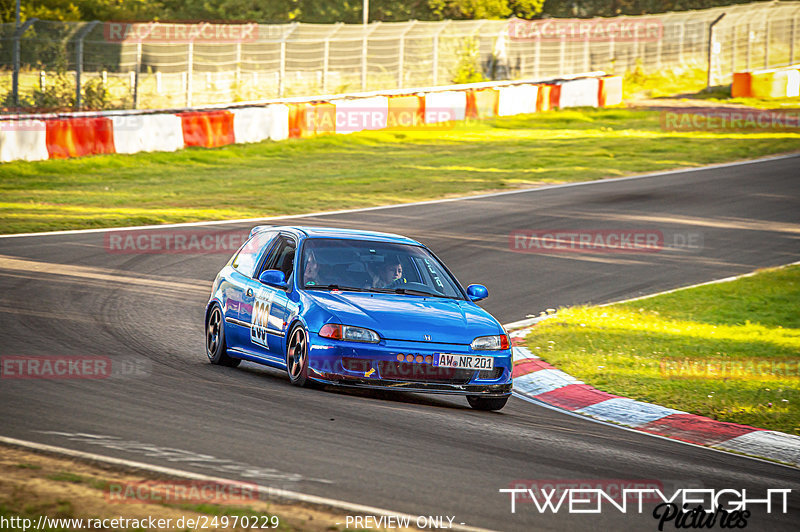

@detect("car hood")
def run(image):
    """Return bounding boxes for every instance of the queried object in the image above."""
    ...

[303,291,501,345]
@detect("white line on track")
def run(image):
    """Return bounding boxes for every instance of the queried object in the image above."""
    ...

[1,153,797,239]
[0,435,495,532]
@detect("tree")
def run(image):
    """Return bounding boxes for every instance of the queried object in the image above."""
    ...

[428,0,544,19]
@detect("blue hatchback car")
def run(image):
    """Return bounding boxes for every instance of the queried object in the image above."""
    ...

[205,226,513,410]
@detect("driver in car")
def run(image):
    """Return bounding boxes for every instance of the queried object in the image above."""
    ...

[368,255,405,288]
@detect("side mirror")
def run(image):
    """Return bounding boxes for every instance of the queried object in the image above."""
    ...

[258,269,288,289]
[467,284,488,302]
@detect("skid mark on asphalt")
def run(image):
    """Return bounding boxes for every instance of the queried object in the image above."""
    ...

[38,431,331,485]
[0,255,210,296]
[0,304,94,323]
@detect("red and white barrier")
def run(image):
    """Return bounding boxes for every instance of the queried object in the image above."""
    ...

[598,75,623,107]
[332,96,389,134]
[181,110,235,148]
[467,88,498,119]
[268,105,290,141]
[732,65,800,98]
[558,78,600,108]
[0,120,49,162]
[387,95,424,127]
[1,73,616,162]
[497,84,538,116]
[111,114,183,154]
[46,117,115,159]
[752,68,800,99]
[232,106,273,144]
[424,91,467,123]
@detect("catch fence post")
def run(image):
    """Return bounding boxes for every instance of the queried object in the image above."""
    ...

[75,21,100,110]
[432,21,450,86]
[11,18,37,109]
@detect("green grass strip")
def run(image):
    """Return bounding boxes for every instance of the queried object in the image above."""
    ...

[1,108,799,234]
[525,265,800,435]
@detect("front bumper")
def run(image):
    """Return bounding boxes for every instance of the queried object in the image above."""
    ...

[306,333,513,397]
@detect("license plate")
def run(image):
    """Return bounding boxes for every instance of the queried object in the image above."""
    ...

[434,353,494,370]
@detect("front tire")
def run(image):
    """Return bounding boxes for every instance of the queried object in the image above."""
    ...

[286,324,311,387]
[467,395,509,411]
[206,305,240,367]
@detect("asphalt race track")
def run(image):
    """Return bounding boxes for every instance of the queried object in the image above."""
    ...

[1,155,799,531]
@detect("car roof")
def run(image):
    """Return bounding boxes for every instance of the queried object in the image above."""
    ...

[257,225,422,246]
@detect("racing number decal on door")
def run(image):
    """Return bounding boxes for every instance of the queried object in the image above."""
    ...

[250,291,273,347]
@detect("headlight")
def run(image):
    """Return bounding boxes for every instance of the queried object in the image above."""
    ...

[319,324,380,343]
[471,334,510,350]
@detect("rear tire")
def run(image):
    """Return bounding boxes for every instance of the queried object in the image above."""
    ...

[286,324,311,387]
[206,305,241,368]
[467,395,509,411]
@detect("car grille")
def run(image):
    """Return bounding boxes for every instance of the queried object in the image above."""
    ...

[342,357,474,384]
[342,357,504,383]
[478,367,504,380]
[376,361,474,384]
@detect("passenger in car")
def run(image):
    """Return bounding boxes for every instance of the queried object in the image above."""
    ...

[303,249,332,286]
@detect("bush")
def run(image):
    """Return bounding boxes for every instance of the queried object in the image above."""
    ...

[31,72,75,111]
[451,38,487,85]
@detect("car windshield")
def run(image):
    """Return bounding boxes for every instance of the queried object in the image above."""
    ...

[300,238,465,299]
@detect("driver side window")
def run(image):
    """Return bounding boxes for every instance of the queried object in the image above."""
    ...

[259,236,297,281]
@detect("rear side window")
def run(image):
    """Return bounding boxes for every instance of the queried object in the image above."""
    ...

[232,231,276,277]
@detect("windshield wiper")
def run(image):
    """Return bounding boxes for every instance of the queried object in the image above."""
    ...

[305,284,369,292]
[395,288,452,298]
[367,287,451,298]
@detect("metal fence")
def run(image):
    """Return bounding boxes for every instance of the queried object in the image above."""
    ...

[1,1,798,111]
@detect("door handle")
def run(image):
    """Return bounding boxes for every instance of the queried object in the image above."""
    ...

[246,288,254,297]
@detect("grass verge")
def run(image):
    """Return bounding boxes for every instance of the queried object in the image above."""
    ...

[1,108,800,234]
[624,64,800,109]
[524,265,800,435]
[0,444,366,531]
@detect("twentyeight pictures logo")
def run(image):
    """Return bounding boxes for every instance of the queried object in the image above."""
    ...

[500,484,791,530]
